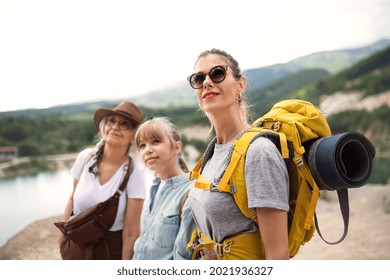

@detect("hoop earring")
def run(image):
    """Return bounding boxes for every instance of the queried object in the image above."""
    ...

[236,92,242,102]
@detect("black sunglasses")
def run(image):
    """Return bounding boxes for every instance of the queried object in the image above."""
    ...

[187,65,229,89]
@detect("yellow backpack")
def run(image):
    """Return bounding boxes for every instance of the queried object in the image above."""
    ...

[190,99,335,258]
[252,99,331,257]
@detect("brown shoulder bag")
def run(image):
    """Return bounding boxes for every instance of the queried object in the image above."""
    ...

[54,158,132,247]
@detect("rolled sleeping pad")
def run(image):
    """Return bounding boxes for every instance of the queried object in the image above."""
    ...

[305,132,376,191]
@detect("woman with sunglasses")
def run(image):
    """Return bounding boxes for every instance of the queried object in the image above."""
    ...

[58,101,146,260]
[186,49,290,260]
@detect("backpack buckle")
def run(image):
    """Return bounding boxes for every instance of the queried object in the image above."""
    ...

[214,242,232,257]
[211,183,219,192]
[293,155,304,167]
[272,121,281,131]
[214,244,224,257]
[223,242,231,253]
[230,184,237,194]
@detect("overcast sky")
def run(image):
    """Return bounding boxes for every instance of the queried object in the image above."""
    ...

[1,0,389,112]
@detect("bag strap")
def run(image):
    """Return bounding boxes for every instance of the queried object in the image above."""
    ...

[97,157,133,230]
[74,156,133,214]
[178,190,190,225]
[314,188,350,244]
[80,149,95,175]
[79,151,132,195]
[116,157,133,194]
[56,156,134,234]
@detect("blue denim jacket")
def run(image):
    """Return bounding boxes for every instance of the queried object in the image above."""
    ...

[133,173,195,260]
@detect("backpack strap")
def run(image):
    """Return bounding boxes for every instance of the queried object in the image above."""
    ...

[217,130,255,192]
[189,154,215,190]
[292,154,320,230]
[314,189,349,244]
[178,190,190,226]
[217,127,320,230]
[217,128,290,192]
[189,154,203,179]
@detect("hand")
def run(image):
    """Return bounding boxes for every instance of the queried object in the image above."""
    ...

[199,248,217,260]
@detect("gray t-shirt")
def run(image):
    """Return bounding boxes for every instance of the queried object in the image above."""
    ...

[188,136,289,243]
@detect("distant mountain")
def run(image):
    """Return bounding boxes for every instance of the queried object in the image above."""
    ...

[247,68,330,117]
[243,38,390,90]
[129,83,197,108]
[129,38,390,108]
[247,43,390,117]
[290,45,390,104]
[2,38,389,116]
[0,101,109,117]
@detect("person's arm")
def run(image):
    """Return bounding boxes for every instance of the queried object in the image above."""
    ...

[122,198,144,260]
[256,207,289,260]
[58,178,78,245]
[173,201,197,260]
[63,178,78,221]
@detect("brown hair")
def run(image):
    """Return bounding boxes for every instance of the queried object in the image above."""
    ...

[196,48,242,79]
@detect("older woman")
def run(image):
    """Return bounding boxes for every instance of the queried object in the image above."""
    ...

[59,101,146,260]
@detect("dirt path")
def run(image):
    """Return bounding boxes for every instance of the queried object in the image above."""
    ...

[1,185,389,260]
[295,185,390,259]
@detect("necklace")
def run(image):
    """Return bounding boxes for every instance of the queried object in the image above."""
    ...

[220,123,250,144]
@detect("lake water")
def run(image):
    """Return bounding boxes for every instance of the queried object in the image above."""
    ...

[0,168,156,247]
[0,169,73,246]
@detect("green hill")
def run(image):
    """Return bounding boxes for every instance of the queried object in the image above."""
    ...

[247,68,329,118]
[1,39,389,183]
[291,45,390,104]
[243,38,390,91]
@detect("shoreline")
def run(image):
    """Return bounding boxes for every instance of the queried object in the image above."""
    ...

[1,185,390,260]
[0,153,78,179]
[0,215,62,260]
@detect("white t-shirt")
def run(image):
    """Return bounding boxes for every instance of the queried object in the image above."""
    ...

[153,179,166,205]
[70,148,146,231]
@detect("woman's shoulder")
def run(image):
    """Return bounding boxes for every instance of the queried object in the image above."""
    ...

[248,136,277,150]
[76,147,96,161]
[246,136,281,159]
[70,147,96,178]
[175,173,193,190]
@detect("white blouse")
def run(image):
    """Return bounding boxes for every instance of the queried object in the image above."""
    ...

[70,148,146,231]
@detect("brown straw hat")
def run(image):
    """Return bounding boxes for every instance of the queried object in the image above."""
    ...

[93,101,144,131]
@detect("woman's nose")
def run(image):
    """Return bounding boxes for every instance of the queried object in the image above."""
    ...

[202,74,213,88]
[113,122,120,129]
